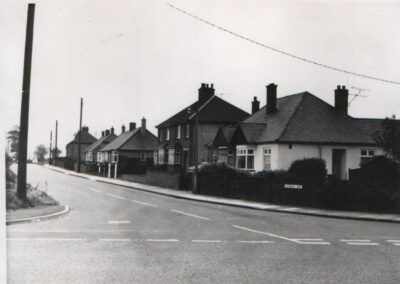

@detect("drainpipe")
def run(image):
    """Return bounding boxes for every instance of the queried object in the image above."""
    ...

[114,163,118,179]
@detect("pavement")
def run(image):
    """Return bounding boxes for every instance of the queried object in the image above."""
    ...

[45,164,400,223]
[6,164,400,283]
[6,205,70,225]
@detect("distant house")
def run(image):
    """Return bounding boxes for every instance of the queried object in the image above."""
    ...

[155,83,249,171]
[216,83,386,179]
[99,118,158,178]
[66,126,97,165]
[84,127,117,172]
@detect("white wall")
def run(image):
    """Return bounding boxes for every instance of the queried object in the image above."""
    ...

[249,143,383,179]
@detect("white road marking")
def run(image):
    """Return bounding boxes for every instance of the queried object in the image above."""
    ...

[131,199,158,207]
[170,209,210,220]
[7,238,82,241]
[192,240,222,243]
[393,243,400,246]
[89,188,101,193]
[108,220,131,224]
[347,242,379,246]
[232,225,330,245]
[237,240,274,244]
[387,240,400,243]
[293,239,324,241]
[106,193,125,200]
[340,239,371,242]
[146,239,180,242]
[99,238,131,242]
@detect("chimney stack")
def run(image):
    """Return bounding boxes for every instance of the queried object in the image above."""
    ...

[121,124,126,133]
[141,117,146,135]
[198,82,215,103]
[252,96,260,114]
[110,127,114,135]
[129,122,136,131]
[105,129,110,136]
[334,85,348,115]
[101,131,105,137]
[266,83,277,114]
[82,126,89,132]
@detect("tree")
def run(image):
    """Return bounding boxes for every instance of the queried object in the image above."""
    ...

[34,144,48,164]
[373,116,400,162]
[7,125,20,161]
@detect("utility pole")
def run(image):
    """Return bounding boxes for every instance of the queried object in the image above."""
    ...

[49,130,52,162]
[17,3,35,200]
[54,120,58,162]
[77,98,83,173]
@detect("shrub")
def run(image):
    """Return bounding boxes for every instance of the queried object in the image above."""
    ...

[288,158,327,179]
[198,163,250,177]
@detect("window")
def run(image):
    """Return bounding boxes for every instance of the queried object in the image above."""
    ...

[159,129,163,141]
[158,149,164,164]
[177,125,181,139]
[186,124,190,138]
[97,152,103,163]
[166,128,170,141]
[361,149,375,165]
[86,152,93,162]
[104,152,109,162]
[140,152,146,161]
[175,149,181,164]
[153,152,158,165]
[111,151,119,163]
[263,147,272,170]
[168,149,175,165]
[236,148,254,170]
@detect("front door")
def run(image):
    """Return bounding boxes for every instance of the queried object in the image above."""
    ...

[332,149,346,179]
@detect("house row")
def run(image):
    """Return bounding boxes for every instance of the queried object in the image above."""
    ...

[66,82,387,180]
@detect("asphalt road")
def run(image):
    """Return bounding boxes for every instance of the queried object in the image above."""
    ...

[6,164,400,283]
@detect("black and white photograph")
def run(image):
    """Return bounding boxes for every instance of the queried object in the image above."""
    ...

[1,0,400,283]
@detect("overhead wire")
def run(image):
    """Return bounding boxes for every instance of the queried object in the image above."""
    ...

[166,2,400,86]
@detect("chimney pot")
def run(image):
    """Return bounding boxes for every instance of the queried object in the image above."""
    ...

[105,129,110,136]
[266,83,277,114]
[141,117,146,135]
[198,82,215,103]
[252,96,260,114]
[101,131,105,137]
[334,85,349,115]
[121,124,126,133]
[129,122,136,131]
[111,127,114,135]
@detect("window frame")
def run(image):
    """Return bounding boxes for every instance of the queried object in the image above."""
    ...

[263,147,272,171]
[166,128,170,141]
[236,147,255,170]
[111,151,119,163]
[177,125,181,139]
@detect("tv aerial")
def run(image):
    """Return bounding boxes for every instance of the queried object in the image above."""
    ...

[348,86,369,106]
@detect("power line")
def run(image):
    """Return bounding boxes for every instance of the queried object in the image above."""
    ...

[166,2,400,86]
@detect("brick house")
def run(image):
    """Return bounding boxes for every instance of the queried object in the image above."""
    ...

[66,126,97,164]
[98,118,158,178]
[155,83,249,171]
[220,83,387,179]
[84,127,117,172]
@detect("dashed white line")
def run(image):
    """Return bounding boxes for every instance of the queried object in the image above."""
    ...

[192,240,222,243]
[146,239,180,242]
[106,193,126,200]
[108,220,131,224]
[232,225,329,245]
[237,240,274,244]
[347,242,379,246]
[340,239,371,242]
[89,188,101,193]
[386,240,400,243]
[131,199,158,207]
[99,238,131,242]
[7,238,82,241]
[170,209,210,220]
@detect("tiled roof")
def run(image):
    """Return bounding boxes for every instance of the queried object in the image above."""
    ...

[67,130,97,146]
[237,92,380,145]
[99,128,158,152]
[84,133,117,153]
[156,96,249,128]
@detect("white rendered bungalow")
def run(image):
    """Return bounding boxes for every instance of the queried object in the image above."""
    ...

[228,83,385,179]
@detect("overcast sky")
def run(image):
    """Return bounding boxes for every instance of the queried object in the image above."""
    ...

[1,0,399,158]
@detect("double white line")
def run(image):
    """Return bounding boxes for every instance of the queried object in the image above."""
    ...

[340,239,379,246]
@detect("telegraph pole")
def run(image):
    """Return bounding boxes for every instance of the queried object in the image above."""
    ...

[49,130,52,162]
[54,120,58,162]
[17,3,35,200]
[77,98,83,173]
